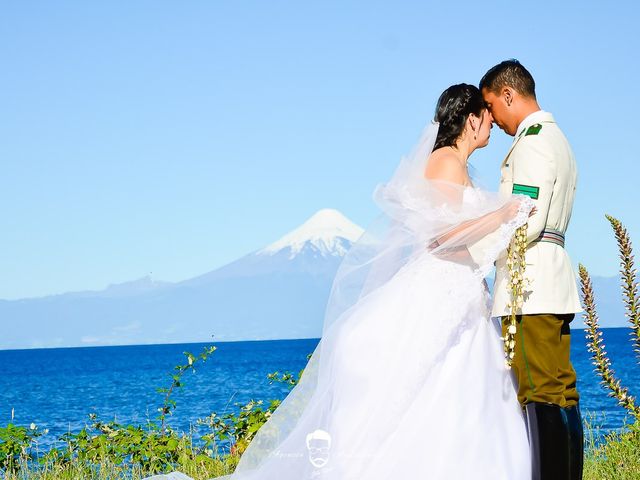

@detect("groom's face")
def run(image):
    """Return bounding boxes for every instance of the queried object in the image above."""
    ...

[481,88,517,136]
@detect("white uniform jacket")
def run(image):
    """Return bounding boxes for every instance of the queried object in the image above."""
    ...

[491,110,582,317]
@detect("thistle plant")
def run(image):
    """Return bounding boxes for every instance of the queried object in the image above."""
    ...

[606,214,640,363]
[504,223,529,369]
[578,214,640,419]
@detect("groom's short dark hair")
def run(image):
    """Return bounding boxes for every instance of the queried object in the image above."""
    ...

[480,59,536,99]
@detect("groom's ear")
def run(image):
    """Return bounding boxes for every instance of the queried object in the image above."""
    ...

[503,87,514,107]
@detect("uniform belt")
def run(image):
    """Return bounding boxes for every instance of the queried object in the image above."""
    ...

[532,228,565,248]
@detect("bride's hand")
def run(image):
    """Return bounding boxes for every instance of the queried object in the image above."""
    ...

[505,200,522,218]
[504,199,535,220]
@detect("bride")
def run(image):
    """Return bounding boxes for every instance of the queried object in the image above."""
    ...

[149,84,534,479]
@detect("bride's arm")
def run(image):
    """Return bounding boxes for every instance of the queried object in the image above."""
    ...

[432,199,527,247]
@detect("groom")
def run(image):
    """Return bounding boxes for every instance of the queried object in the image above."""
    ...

[480,60,584,480]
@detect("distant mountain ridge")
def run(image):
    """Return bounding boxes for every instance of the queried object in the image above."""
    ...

[0,209,627,350]
[1,209,364,350]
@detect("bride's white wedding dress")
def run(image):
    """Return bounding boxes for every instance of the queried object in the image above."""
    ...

[147,123,532,480]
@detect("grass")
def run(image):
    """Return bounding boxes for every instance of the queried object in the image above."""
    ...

[1,452,239,479]
[2,419,639,479]
[584,418,640,480]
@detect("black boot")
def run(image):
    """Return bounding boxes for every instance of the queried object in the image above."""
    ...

[524,402,571,480]
[565,404,584,480]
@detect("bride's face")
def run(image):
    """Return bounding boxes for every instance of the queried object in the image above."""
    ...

[473,109,493,148]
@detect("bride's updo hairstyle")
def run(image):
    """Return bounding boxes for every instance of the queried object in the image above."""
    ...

[433,83,485,150]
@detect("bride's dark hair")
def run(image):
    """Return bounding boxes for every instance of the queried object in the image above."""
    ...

[433,84,485,150]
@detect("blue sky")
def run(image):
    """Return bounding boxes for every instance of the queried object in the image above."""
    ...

[1,1,639,299]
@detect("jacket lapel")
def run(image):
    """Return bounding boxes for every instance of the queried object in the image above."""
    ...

[501,132,525,167]
[500,111,555,167]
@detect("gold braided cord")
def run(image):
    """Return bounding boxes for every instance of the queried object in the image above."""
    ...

[504,224,528,369]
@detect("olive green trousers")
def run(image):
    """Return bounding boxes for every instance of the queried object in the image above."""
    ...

[501,313,579,407]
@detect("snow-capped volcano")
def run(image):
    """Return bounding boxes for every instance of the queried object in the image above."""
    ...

[3,208,369,349]
[260,208,364,258]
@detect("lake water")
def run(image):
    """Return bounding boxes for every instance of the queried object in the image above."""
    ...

[1,328,638,450]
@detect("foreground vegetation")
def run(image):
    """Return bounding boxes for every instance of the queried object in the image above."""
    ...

[1,214,639,479]
[2,417,639,479]
[579,214,640,478]
[583,419,640,480]
[0,346,301,479]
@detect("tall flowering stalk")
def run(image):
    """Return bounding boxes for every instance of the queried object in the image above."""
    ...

[606,214,640,364]
[504,223,528,369]
[579,264,640,417]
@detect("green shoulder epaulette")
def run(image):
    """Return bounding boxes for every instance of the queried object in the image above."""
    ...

[525,123,542,136]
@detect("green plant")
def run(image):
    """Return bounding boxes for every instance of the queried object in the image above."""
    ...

[195,360,308,457]
[157,345,217,433]
[196,398,280,457]
[584,418,640,479]
[45,414,213,475]
[606,215,640,363]
[0,344,312,478]
[0,421,46,472]
[579,214,640,419]
[0,346,222,477]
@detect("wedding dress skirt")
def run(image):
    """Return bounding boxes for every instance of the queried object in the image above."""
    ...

[146,120,534,479]
[150,250,531,480]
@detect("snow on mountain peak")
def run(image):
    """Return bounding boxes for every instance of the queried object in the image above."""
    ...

[260,209,364,258]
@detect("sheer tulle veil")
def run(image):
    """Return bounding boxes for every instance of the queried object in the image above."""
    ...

[203,121,533,479]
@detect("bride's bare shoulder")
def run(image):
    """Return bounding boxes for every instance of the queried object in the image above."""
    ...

[424,147,467,183]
